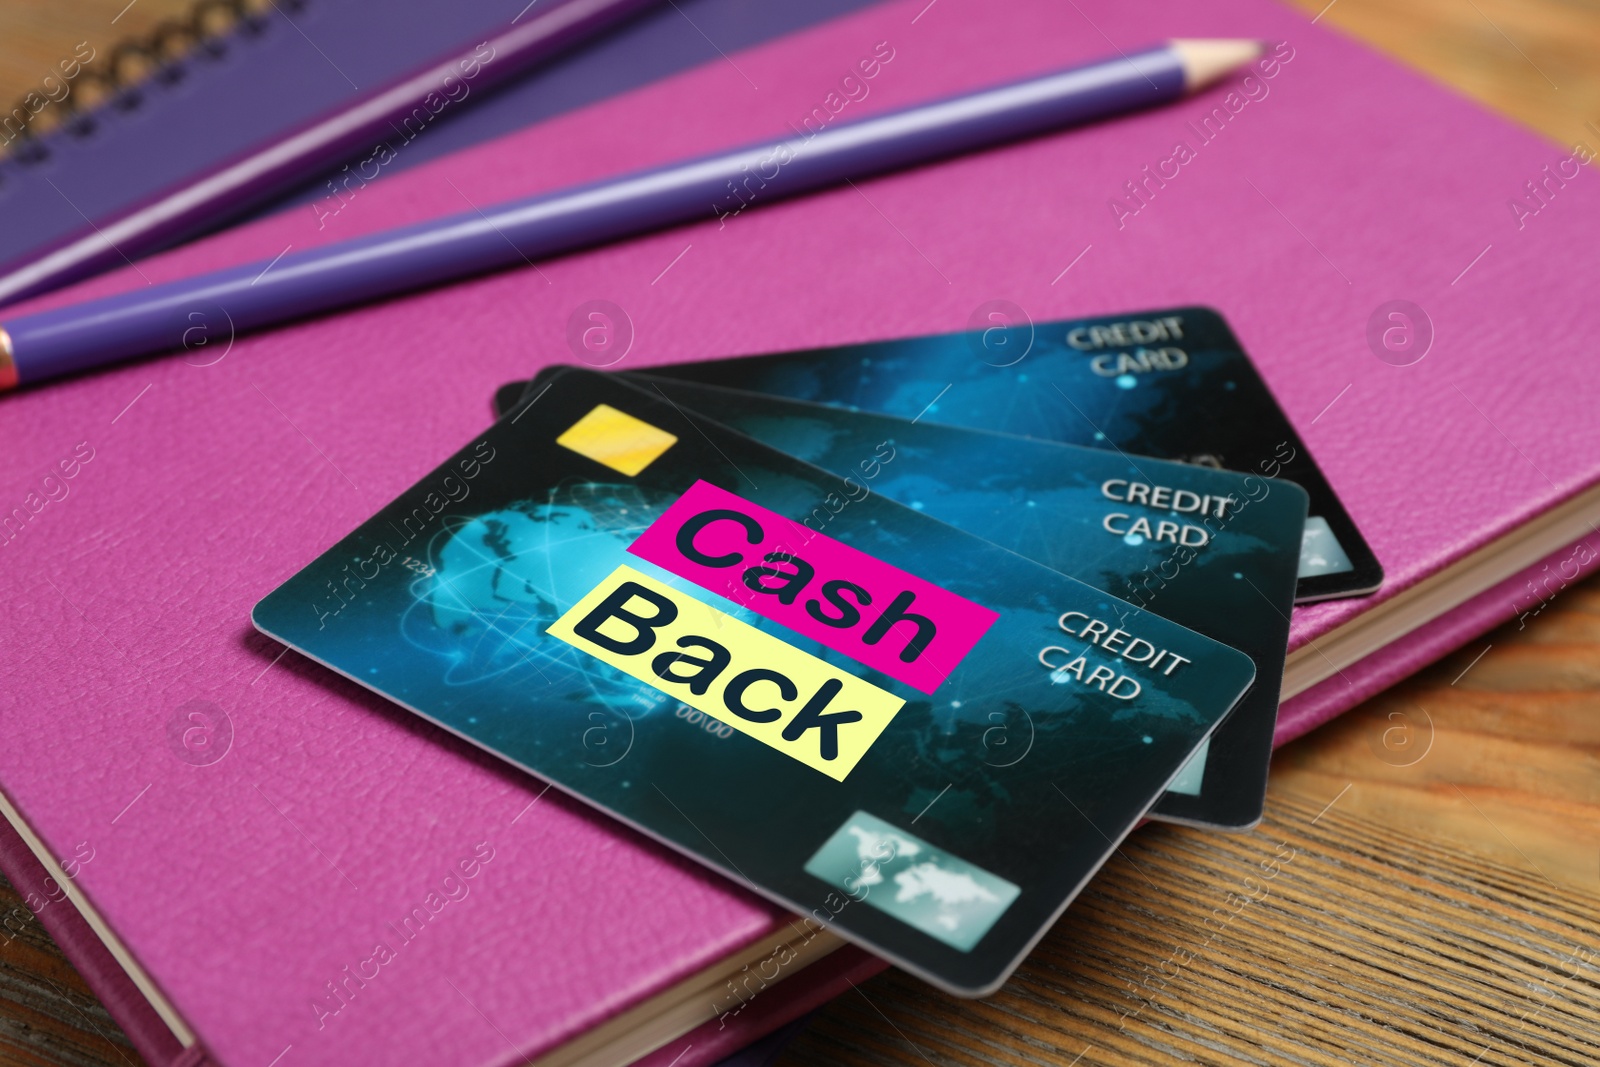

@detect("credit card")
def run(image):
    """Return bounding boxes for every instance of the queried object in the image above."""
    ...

[643,306,1379,603]
[496,375,1306,830]
[257,367,1255,996]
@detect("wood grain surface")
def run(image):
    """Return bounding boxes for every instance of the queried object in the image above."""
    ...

[780,582,1600,1066]
[0,894,140,1066]
[1,1,1597,1065]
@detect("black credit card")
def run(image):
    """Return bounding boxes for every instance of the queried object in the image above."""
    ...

[496,375,1306,830]
[641,306,1379,603]
[257,367,1256,996]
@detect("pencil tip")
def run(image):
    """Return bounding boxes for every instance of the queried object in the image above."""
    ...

[1170,39,1265,92]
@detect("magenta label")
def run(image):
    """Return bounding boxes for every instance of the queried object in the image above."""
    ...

[627,480,998,694]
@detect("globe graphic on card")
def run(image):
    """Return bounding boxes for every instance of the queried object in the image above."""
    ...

[400,481,678,693]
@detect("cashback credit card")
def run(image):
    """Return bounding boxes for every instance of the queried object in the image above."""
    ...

[645,306,1379,603]
[257,367,1255,996]
[497,375,1306,830]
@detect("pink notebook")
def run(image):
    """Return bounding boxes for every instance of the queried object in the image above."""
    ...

[3,0,1598,1063]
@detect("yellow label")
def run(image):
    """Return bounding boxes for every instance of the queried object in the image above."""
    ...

[548,565,905,780]
[554,404,678,476]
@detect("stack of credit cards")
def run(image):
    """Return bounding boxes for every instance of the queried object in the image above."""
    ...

[254,307,1378,995]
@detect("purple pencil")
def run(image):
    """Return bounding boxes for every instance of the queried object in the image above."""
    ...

[0,39,1259,391]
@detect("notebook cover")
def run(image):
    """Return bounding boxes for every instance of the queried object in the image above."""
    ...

[2,0,1598,1064]
[0,799,873,1067]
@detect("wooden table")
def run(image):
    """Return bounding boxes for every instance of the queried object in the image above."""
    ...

[2,2,1597,1065]
[780,581,1600,1066]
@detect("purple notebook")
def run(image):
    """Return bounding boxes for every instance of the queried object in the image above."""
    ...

[0,0,880,290]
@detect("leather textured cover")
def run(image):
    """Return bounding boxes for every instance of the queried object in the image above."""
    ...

[2,0,1597,1064]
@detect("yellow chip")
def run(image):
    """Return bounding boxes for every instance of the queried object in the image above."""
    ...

[554,404,677,476]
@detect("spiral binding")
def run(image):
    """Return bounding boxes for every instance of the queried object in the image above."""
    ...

[1,0,309,165]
